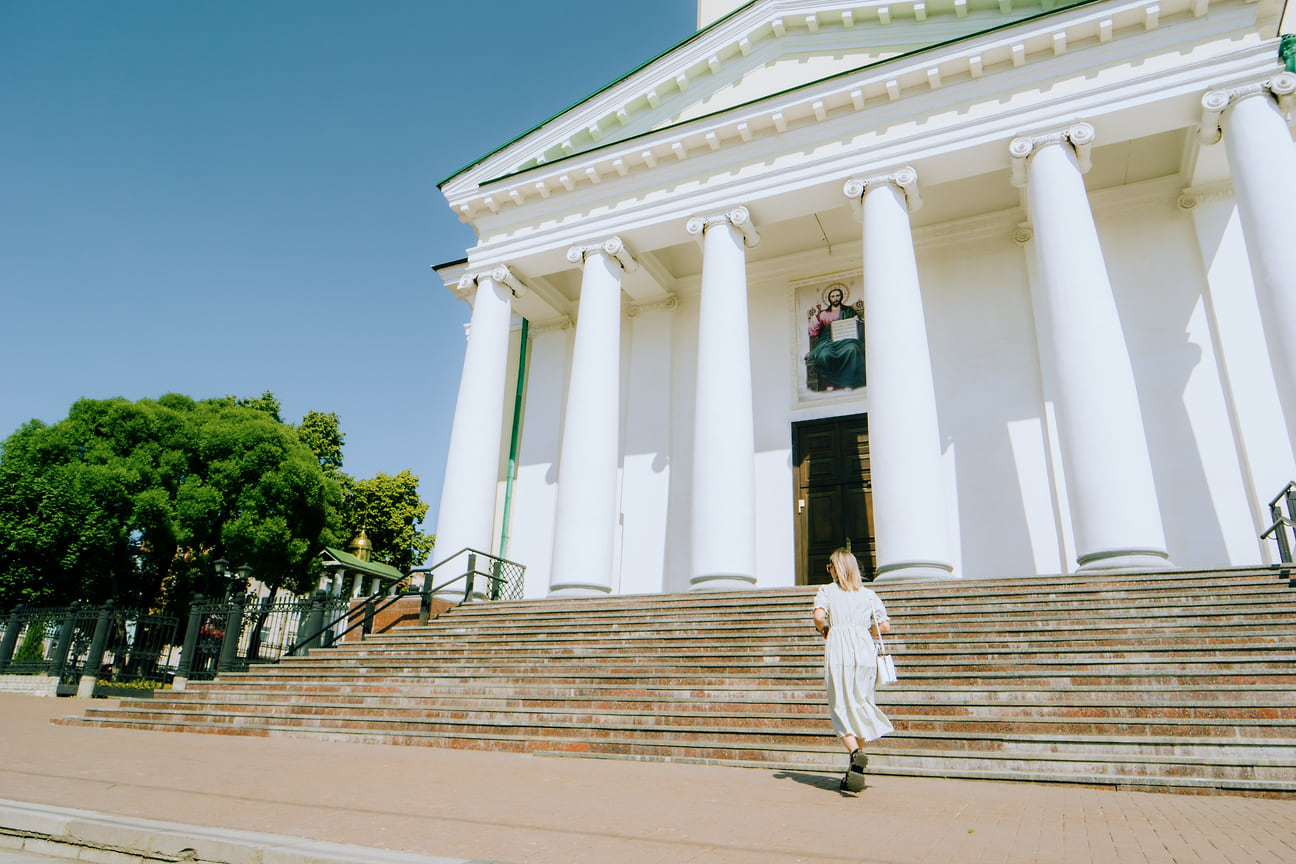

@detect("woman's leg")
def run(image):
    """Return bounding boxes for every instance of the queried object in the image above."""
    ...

[841,734,859,754]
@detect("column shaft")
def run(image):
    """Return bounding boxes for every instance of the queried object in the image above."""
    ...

[549,251,624,596]
[1220,90,1296,406]
[858,179,954,581]
[1023,136,1168,569]
[690,219,757,589]
[432,274,514,576]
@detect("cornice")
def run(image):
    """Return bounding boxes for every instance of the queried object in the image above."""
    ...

[442,0,1075,191]
[445,0,1244,222]
[457,39,1270,272]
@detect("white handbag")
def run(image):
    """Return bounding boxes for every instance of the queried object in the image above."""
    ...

[873,610,898,687]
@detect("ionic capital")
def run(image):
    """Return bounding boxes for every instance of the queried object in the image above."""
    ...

[1177,183,1235,211]
[1009,123,1095,187]
[457,264,528,298]
[530,316,573,335]
[566,235,640,273]
[626,295,679,318]
[843,165,922,214]
[685,205,761,248]
[1199,71,1296,144]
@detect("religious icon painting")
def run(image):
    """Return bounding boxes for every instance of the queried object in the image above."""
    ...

[798,277,867,396]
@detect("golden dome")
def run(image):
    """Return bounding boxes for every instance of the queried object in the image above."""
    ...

[348,529,373,562]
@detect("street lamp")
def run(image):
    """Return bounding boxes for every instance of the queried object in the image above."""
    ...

[213,557,254,598]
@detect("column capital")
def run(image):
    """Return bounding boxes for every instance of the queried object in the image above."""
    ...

[457,264,528,298]
[1009,123,1094,186]
[843,166,922,213]
[626,295,678,318]
[686,205,761,247]
[1199,71,1296,144]
[566,235,640,272]
[1177,182,1235,211]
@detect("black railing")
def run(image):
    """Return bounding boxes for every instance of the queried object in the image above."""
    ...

[0,602,181,694]
[283,548,526,657]
[1260,482,1296,587]
[411,547,526,624]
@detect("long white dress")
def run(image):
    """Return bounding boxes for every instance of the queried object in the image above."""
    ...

[814,583,894,742]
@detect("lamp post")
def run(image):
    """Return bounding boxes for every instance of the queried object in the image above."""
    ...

[213,557,254,598]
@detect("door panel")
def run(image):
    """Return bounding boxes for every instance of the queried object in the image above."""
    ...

[793,414,875,585]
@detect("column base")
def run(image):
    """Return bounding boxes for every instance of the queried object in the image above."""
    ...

[689,573,757,591]
[1076,549,1172,571]
[548,583,613,598]
[872,561,957,584]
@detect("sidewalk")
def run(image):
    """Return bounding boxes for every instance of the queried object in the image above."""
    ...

[1,693,1293,864]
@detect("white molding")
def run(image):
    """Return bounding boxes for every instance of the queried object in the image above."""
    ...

[445,0,1249,218]
[566,235,641,273]
[1198,69,1296,143]
[686,205,762,247]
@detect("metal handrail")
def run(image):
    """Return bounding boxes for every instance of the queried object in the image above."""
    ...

[409,547,525,624]
[1261,481,1296,571]
[282,548,524,657]
[284,587,410,658]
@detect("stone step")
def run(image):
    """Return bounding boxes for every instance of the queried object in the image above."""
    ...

[66,705,1296,765]
[80,698,1296,739]
[63,568,1296,796]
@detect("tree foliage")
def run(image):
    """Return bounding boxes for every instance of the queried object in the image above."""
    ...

[0,395,341,611]
[338,470,435,574]
[297,410,345,476]
[0,394,436,611]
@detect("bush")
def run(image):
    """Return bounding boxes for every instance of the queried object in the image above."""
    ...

[11,621,48,670]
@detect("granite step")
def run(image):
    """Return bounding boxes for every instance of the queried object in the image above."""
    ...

[61,567,1296,796]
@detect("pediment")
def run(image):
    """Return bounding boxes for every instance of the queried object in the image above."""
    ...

[440,0,1283,223]
[442,0,1079,189]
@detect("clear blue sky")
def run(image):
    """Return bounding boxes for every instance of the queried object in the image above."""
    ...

[0,1,697,536]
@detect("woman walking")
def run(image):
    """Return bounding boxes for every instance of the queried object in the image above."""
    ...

[813,547,894,792]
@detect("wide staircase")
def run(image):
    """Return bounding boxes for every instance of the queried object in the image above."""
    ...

[62,568,1296,796]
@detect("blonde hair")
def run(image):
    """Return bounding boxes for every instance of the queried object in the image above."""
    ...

[829,548,863,591]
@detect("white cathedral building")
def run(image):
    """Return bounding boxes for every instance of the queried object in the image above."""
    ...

[431,0,1296,598]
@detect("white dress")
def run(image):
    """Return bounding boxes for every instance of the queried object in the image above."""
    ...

[814,583,895,742]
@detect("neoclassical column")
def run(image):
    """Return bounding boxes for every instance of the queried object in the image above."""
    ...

[843,167,953,582]
[549,238,636,597]
[685,206,759,590]
[432,266,525,585]
[1010,124,1168,570]
[1200,72,1296,404]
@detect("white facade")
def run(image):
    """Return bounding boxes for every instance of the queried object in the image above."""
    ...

[433,0,1296,596]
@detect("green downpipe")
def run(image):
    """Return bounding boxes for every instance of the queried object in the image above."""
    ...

[498,318,529,561]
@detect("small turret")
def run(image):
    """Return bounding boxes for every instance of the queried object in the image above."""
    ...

[348,529,373,563]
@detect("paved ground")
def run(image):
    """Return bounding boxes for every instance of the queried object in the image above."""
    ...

[1,693,1294,864]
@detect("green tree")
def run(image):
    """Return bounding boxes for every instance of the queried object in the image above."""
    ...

[0,394,342,611]
[297,410,345,475]
[338,470,434,574]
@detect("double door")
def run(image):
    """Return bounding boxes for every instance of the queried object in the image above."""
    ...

[793,414,876,585]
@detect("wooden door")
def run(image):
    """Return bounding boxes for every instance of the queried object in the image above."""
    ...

[793,415,875,585]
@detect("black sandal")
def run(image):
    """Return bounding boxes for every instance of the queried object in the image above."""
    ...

[850,748,868,774]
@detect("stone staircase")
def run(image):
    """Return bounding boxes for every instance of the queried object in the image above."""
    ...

[61,568,1296,796]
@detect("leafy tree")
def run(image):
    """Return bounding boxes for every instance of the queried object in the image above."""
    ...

[0,395,342,612]
[338,470,434,574]
[297,410,345,475]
